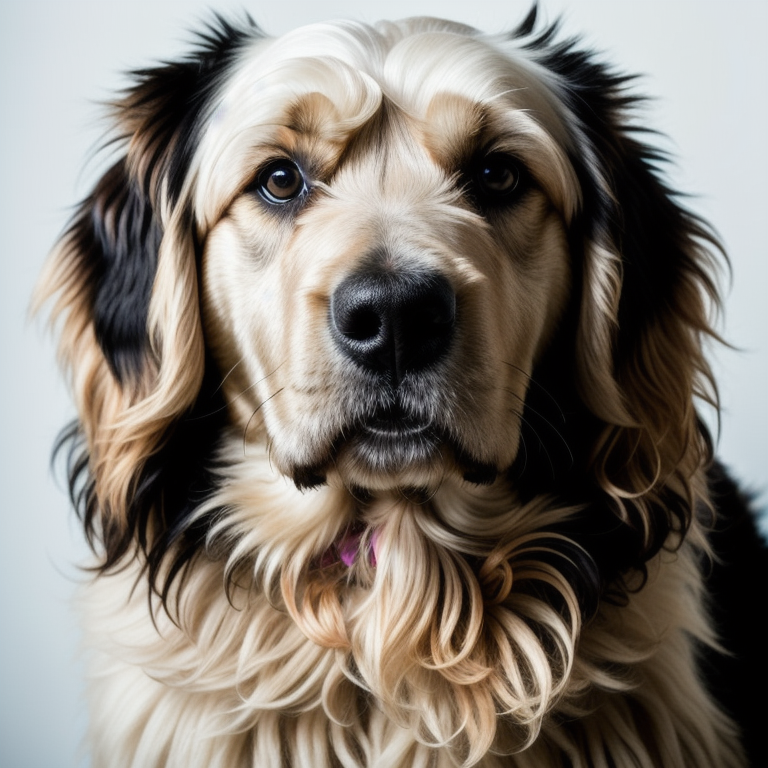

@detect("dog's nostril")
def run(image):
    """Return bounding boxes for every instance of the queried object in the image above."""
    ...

[339,307,383,342]
[330,268,456,381]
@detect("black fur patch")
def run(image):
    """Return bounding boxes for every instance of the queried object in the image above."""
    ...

[126,14,261,204]
[63,160,161,382]
[62,15,262,383]
[704,465,768,767]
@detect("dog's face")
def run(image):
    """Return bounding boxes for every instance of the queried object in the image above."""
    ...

[40,9,716,592]
[198,27,578,492]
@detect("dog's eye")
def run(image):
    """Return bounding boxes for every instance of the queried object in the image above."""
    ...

[474,154,523,201]
[255,160,307,204]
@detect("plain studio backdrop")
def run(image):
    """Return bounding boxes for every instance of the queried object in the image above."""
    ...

[1,2,765,766]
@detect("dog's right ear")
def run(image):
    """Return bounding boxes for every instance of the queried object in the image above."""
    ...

[35,17,261,572]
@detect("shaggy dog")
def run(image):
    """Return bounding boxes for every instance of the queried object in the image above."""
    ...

[38,9,767,767]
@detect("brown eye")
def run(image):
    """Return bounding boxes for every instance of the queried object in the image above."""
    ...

[256,160,307,204]
[474,154,523,200]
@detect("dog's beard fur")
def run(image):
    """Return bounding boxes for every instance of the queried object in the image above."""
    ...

[38,10,749,768]
[208,471,583,763]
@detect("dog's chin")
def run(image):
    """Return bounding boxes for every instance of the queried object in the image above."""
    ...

[291,422,499,493]
[334,424,447,491]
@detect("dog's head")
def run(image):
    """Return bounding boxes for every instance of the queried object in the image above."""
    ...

[39,10,721,759]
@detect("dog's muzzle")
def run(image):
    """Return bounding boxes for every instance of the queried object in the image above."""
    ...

[290,264,498,491]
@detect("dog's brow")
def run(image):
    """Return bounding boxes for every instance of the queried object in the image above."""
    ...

[420,93,487,169]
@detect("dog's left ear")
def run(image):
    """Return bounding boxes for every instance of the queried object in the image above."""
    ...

[36,18,258,573]
[543,43,720,559]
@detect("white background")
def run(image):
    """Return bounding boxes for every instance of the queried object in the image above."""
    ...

[1,2,765,766]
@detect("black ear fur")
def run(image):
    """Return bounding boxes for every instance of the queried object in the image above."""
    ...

[64,159,161,383]
[564,67,718,552]
[528,24,720,343]
[65,15,261,383]
[48,16,263,585]
[508,19,721,591]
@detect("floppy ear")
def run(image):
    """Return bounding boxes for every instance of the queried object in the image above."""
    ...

[36,18,258,578]
[533,34,720,565]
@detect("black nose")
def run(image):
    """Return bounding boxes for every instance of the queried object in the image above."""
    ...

[330,268,456,383]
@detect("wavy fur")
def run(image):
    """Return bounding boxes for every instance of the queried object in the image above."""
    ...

[37,10,762,767]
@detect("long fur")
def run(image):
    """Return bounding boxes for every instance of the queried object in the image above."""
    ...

[37,10,766,767]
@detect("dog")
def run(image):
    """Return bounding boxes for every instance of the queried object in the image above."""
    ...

[37,9,768,767]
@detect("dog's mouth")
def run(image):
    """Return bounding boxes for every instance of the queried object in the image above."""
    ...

[292,403,498,491]
[354,406,436,452]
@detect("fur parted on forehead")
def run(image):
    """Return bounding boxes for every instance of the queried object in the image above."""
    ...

[190,18,581,231]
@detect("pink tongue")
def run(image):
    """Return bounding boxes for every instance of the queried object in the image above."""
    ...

[369,528,380,566]
[338,533,360,567]
[337,529,380,567]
